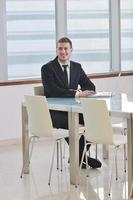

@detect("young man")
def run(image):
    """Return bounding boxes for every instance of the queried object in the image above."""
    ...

[41,37,101,168]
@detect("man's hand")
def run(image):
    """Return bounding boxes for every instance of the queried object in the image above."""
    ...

[78,90,95,97]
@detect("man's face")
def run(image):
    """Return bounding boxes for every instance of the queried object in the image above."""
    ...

[57,42,73,64]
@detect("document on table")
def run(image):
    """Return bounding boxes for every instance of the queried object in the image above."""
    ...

[88,92,112,98]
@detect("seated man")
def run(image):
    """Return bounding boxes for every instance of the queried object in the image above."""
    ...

[41,37,101,169]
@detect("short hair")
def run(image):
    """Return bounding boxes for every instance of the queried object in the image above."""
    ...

[57,37,72,48]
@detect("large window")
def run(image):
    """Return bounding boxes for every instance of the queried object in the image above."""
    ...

[0,0,132,82]
[121,0,133,71]
[67,0,110,74]
[6,0,55,80]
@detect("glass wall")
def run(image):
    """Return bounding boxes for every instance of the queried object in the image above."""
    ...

[121,0,133,71]
[67,0,110,74]
[6,0,55,80]
[1,0,132,81]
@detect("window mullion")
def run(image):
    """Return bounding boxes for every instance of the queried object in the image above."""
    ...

[55,0,67,43]
[109,0,121,72]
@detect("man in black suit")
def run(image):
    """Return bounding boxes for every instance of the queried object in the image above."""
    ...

[41,37,101,168]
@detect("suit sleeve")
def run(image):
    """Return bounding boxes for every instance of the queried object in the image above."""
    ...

[41,64,76,97]
[79,66,96,91]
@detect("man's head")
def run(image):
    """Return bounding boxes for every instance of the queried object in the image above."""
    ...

[57,37,73,64]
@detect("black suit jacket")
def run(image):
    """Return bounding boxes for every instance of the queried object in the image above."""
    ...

[41,57,95,97]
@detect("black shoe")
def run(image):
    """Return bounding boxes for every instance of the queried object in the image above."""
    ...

[81,157,102,169]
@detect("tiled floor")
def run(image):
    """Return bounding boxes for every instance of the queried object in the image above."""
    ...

[0,139,128,200]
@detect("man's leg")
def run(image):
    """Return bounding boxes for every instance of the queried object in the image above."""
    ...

[50,111,101,168]
[50,111,90,160]
[79,114,102,169]
[79,114,91,162]
[50,110,68,129]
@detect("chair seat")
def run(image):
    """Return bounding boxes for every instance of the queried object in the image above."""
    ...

[112,122,127,132]
[53,129,69,139]
[79,125,85,134]
[113,134,127,146]
[53,125,85,140]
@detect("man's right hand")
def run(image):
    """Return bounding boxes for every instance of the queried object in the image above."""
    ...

[78,90,95,97]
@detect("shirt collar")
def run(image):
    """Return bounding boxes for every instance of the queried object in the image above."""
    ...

[58,58,70,69]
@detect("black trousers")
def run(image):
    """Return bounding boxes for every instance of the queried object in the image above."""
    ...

[50,110,91,163]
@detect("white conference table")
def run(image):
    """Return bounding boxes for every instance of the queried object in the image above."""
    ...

[21,93,133,197]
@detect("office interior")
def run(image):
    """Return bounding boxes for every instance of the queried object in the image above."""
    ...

[0,0,133,200]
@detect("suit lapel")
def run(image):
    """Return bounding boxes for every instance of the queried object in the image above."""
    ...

[69,62,76,88]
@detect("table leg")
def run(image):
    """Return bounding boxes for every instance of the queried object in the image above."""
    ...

[68,111,80,186]
[22,104,30,174]
[127,115,133,198]
[102,145,109,159]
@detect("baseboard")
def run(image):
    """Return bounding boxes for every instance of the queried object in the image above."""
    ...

[0,137,52,146]
[0,138,21,146]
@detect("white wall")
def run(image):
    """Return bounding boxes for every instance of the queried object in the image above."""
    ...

[0,76,133,141]
[0,84,40,141]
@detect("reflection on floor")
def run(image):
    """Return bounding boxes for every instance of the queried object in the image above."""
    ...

[0,138,128,200]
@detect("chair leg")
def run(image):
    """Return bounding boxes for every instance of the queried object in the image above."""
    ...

[20,136,38,178]
[59,139,63,171]
[20,165,24,178]
[29,136,39,160]
[80,145,86,169]
[115,147,118,180]
[124,144,126,172]
[108,146,119,195]
[48,141,56,185]
[95,144,98,159]
[123,128,127,161]
[63,139,66,159]
[57,140,59,170]
[48,139,64,185]
[80,134,86,169]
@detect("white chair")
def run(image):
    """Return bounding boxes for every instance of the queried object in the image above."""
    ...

[95,119,127,161]
[20,95,69,185]
[112,116,127,138]
[34,85,44,96]
[33,86,85,160]
[80,98,127,195]
[33,86,69,164]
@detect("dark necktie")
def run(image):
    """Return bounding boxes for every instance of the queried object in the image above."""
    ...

[62,65,68,86]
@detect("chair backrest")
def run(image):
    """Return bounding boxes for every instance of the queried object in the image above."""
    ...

[25,95,53,137]
[34,86,44,96]
[80,98,113,144]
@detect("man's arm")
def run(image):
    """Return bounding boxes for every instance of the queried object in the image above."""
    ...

[41,64,76,97]
[79,66,96,92]
[71,64,95,97]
